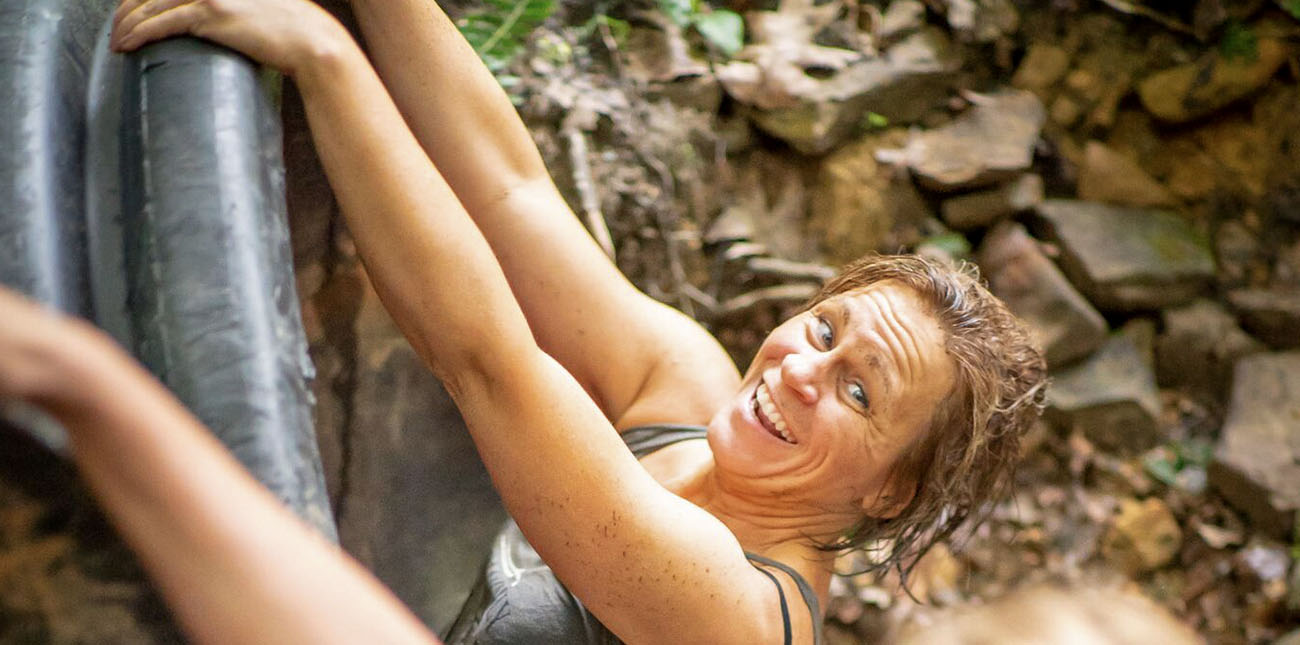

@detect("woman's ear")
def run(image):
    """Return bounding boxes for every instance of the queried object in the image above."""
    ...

[861,477,917,519]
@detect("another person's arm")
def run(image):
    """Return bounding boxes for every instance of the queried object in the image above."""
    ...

[111,3,791,641]
[0,289,436,645]
[347,0,738,427]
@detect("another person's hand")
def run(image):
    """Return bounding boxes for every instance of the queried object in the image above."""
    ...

[110,0,353,78]
[0,288,100,409]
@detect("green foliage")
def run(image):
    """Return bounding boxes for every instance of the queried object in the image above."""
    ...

[457,0,558,74]
[692,10,745,56]
[1280,0,1300,20]
[577,13,631,45]
[918,232,972,259]
[863,111,890,130]
[1143,439,1212,489]
[1219,20,1259,63]
[659,0,695,28]
[655,0,746,56]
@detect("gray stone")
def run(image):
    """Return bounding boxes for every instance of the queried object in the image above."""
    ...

[1033,200,1216,311]
[1077,141,1176,209]
[976,221,1107,368]
[1046,328,1161,454]
[1156,299,1265,398]
[1235,539,1290,583]
[876,89,1045,191]
[941,0,1019,43]
[940,173,1043,230]
[1209,352,1300,539]
[1227,288,1300,349]
[717,26,960,154]
[877,0,927,42]
[622,23,722,114]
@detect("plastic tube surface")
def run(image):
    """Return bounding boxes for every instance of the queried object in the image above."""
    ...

[0,0,114,312]
[0,0,117,451]
[108,38,337,539]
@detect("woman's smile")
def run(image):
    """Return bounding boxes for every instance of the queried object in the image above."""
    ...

[752,381,796,444]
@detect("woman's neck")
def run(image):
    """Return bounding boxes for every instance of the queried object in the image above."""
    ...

[671,454,855,563]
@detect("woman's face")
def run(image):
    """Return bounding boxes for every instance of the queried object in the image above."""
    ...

[707,281,956,517]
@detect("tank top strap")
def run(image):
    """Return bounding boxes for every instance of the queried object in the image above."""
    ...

[619,424,708,459]
[743,552,824,645]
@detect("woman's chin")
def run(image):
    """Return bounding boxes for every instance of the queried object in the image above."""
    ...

[706,396,796,476]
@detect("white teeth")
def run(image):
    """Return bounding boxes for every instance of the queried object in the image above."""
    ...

[756,383,794,443]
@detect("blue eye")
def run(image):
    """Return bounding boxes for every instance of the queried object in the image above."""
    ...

[849,383,869,409]
[816,317,834,348]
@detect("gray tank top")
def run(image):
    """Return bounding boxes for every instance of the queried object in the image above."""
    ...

[446,425,824,644]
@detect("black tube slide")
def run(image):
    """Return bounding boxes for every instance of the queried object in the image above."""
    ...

[0,0,111,312]
[0,0,116,452]
[104,37,337,539]
[1,0,337,540]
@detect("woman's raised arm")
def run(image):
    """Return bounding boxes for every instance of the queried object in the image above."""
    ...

[346,0,739,426]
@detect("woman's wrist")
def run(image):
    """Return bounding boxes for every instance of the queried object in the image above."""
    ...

[287,18,364,85]
[29,321,131,419]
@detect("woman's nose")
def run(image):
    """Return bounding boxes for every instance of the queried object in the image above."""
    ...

[779,352,821,404]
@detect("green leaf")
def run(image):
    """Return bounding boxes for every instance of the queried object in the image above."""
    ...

[1219,20,1259,62]
[1280,0,1300,20]
[457,0,556,74]
[1143,454,1180,487]
[598,15,631,44]
[1175,439,1212,467]
[865,111,889,129]
[692,10,745,56]
[657,0,695,27]
[919,232,971,258]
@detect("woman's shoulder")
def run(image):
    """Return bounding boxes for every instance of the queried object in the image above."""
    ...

[612,360,737,430]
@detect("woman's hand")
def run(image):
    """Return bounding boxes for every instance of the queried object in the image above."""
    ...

[110,0,354,78]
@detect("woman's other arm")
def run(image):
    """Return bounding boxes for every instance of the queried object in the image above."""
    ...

[346,0,739,426]
[0,290,436,645]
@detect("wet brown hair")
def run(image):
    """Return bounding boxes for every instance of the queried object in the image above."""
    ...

[804,254,1047,581]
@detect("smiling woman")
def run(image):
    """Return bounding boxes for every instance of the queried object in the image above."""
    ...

[0,0,1047,643]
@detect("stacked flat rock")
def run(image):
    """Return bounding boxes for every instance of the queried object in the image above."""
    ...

[1046,328,1161,454]
[1033,200,1216,311]
[977,221,1106,367]
[1210,352,1300,539]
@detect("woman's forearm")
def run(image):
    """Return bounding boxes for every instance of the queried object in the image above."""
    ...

[48,331,435,645]
[348,0,549,210]
[292,34,539,382]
